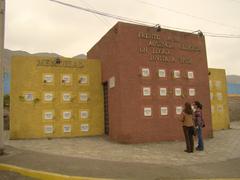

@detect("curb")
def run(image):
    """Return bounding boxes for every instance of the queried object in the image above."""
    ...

[0,163,111,180]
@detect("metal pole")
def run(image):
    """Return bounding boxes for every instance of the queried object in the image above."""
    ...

[0,0,5,155]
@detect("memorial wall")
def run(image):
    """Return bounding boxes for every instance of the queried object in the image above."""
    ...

[88,22,213,143]
[10,56,104,139]
[208,68,230,130]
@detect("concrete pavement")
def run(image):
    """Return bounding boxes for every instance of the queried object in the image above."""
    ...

[0,121,240,179]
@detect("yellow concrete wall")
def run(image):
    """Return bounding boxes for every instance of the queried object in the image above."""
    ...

[10,56,104,139]
[209,68,230,130]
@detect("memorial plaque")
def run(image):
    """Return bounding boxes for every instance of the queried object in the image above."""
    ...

[159,88,167,96]
[161,107,168,116]
[43,74,54,83]
[144,107,152,117]
[44,92,53,102]
[189,88,196,96]
[80,110,89,119]
[24,93,34,101]
[187,71,194,79]
[217,105,223,112]
[217,92,223,101]
[176,106,183,115]
[211,105,215,113]
[79,75,88,84]
[109,76,115,88]
[62,74,71,84]
[215,81,222,89]
[44,111,53,120]
[63,125,71,133]
[63,111,72,120]
[175,88,182,96]
[143,87,151,96]
[63,93,71,102]
[81,124,89,132]
[158,69,166,78]
[173,70,180,78]
[142,68,150,77]
[79,92,88,102]
[44,125,53,134]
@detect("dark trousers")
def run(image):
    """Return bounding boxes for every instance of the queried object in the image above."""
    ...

[183,126,194,152]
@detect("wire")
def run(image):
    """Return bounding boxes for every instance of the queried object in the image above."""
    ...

[78,0,110,26]
[135,0,240,30]
[49,0,240,38]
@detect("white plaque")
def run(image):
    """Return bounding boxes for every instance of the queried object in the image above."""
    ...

[161,107,168,116]
[142,68,150,77]
[217,105,223,112]
[79,93,88,102]
[79,75,88,84]
[215,81,222,89]
[44,92,53,102]
[81,124,89,132]
[158,69,166,77]
[143,87,151,96]
[209,80,212,89]
[173,70,180,78]
[176,106,183,115]
[43,74,54,83]
[44,125,53,134]
[63,93,71,102]
[175,88,182,96]
[160,88,167,96]
[189,88,196,96]
[63,125,71,133]
[63,111,72,120]
[80,110,89,119]
[109,76,115,88]
[44,111,53,120]
[210,93,213,100]
[187,71,194,79]
[62,74,71,84]
[211,105,215,113]
[217,92,223,101]
[24,93,34,101]
[144,107,152,117]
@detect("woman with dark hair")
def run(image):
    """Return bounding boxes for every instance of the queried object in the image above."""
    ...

[193,101,205,151]
[181,102,195,153]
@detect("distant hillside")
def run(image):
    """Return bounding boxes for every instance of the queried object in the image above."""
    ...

[227,75,240,84]
[2,49,86,73]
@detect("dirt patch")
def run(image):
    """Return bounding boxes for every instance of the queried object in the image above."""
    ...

[228,96,240,121]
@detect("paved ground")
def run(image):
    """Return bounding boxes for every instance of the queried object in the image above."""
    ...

[1,122,240,179]
[0,170,36,180]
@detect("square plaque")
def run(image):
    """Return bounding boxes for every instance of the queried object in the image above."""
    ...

[44,111,53,120]
[143,87,151,96]
[63,93,71,102]
[173,70,180,78]
[80,110,89,119]
[158,69,166,77]
[63,125,71,133]
[161,107,168,116]
[175,88,182,96]
[81,124,89,132]
[44,125,53,134]
[176,106,183,115]
[142,68,150,77]
[160,88,167,96]
[63,111,72,120]
[144,107,152,117]
[187,71,194,79]
[189,88,196,96]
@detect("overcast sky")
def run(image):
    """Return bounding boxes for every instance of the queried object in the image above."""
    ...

[5,0,240,75]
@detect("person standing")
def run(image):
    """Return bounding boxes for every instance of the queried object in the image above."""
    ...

[193,101,205,151]
[181,102,195,153]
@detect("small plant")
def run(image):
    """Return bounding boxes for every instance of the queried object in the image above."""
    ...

[33,98,40,104]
